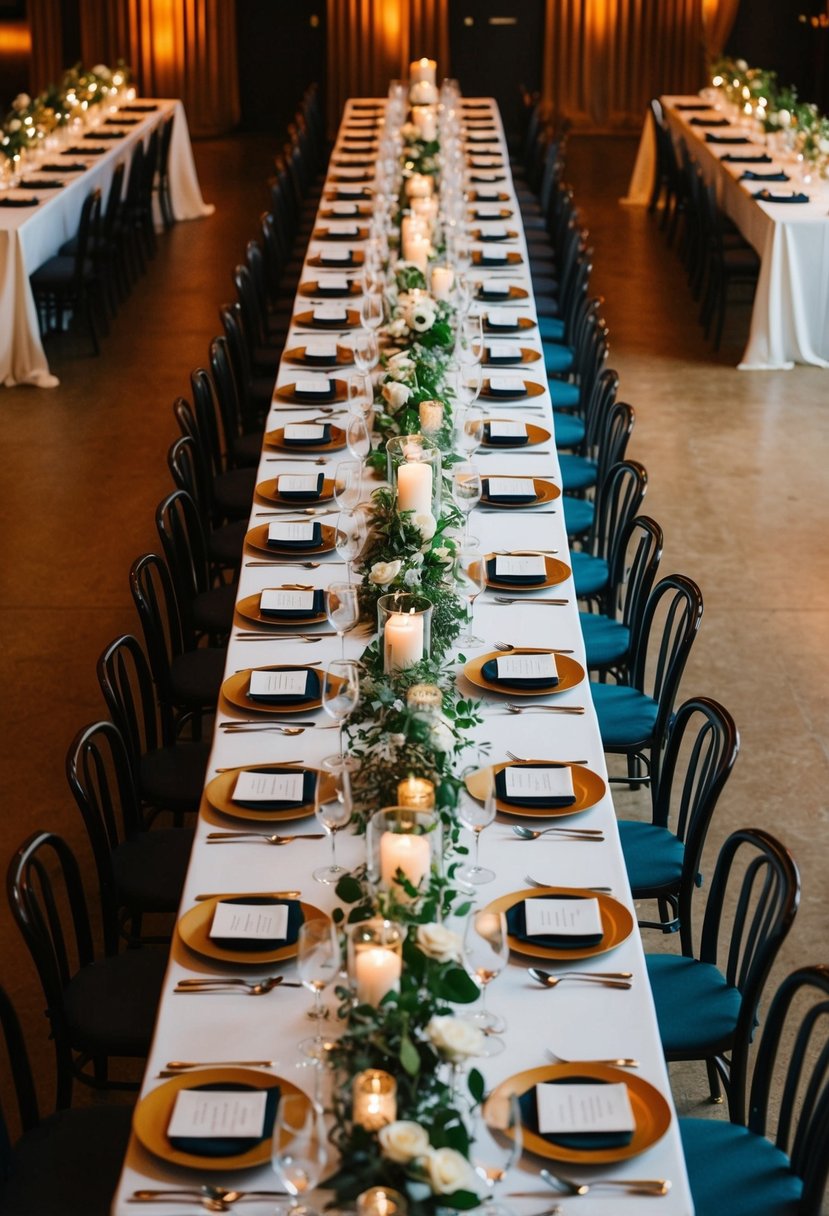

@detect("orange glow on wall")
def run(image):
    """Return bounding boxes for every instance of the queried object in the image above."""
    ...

[0,20,32,56]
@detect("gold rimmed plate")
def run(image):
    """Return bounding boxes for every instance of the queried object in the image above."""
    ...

[307,251,365,269]
[481,379,545,401]
[474,553,570,590]
[464,648,584,698]
[254,477,335,506]
[178,896,325,965]
[235,590,329,628]
[465,761,606,819]
[473,250,523,266]
[297,281,362,299]
[310,228,369,242]
[282,344,355,367]
[264,425,346,452]
[485,886,634,961]
[274,382,347,405]
[481,421,551,448]
[470,190,510,202]
[484,315,536,333]
[244,523,337,557]
[479,477,560,509]
[484,1063,670,1165]
[221,665,341,717]
[293,308,362,327]
[483,346,542,366]
[204,764,334,823]
[133,1067,302,1171]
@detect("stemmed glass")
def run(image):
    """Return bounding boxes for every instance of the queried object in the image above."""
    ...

[348,372,374,428]
[463,909,508,1045]
[346,413,372,464]
[321,658,360,767]
[314,750,354,885]
[271,1093,328,1216]
[472,1092,523,1214]
[454,543,486,646]
[335,507,366,581]
[451,462,482,541]
[359,290,384,331]
[326,582,360,657]
[461,313,484,366]
[353,328,379,374]
[457,761,496,885]
[297,918,341,1060]
[456,402,485,456]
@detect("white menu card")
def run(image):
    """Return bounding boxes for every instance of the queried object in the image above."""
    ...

[283,424,326,442]
[523,897,602,938]
[494,555,545,577]
[535,1082,635,1135]
[209,901,289,941]
[267,521,317,543]
[489,421,527,439]
[248,669,310,698]
[168,1089,269,1139]
[259,589,316,612]
[312,304,348,322]
[504,765,575,801]
[232,770,306,804]
[486,477,536,498]
[277,474,321,493]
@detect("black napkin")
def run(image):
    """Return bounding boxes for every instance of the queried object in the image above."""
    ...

[334,158,373,169]
[481,656,558,689]
[343,132,378,141]
[291,379,336,402]
[705,134,751,144]
[720,153,772,163]
[477,251,517,266]
[0,197,38,208]
[319,252,356,268]
[506,896,602,949]
[67,145,104,154]
[333,188,371,200]
[482,477,538,504]
[260,588,325,617]
[312,281,353,298]
[483,422,529,447]
[85,131,125,140]
[675,103,710,111]
[485,315,520,333]
[121,104,159,112]
[689,116,729,126]
[303,348,340,366]
[485,557,544,587]
[105,117,139,125]
[233,768,318,810]
[486,346,522,363]
[169,1082,280,1157]
[478,283,511,300]
[267,522,323,550]
[282,424,332,446]
[477,230,511,242]
[20,179,64,190]
[47,161,85,171]
[494,764,576,808]
[248,667,320,704]
[485,380,526,398]
[277,472,324,499]
[740,170,789,181]
[470,174,506,183]
[209,896,305,952]
[754,189,809,203]
[518,1079,634,1151]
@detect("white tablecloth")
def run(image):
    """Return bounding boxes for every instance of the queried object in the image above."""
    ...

[0,99,213,390]
[623,95,829,371]
[110,98,693,1216]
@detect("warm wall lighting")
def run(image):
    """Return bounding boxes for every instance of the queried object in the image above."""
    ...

[0,21,32,56]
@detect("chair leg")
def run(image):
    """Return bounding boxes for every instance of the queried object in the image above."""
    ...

[706,1056,724,1104]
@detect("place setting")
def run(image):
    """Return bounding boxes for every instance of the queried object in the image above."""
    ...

[220,662,334,718]
[480,375,546,401]
[292,304,362,329]
[254,471,336,507]
[273,375,349,405]
[463,646,585,699]
[483,308,537,333]
[264,420,347,452]
[480,419,551,446]
[476,475,560,509]
[465,755,607,820]
[244,519,339,558]
[476,279,530,303]
[473,551,571,591]
[281,338,356,367]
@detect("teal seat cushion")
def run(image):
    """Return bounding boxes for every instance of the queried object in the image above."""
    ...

[647,954,742,1055]
[553,411,585,449]
[548,380,581,409]
[679,1117,802,1216]
[591,683,658,748]
[560,454,597,492]
[571,551,608,598]
[618,820,685,894]
[539,315,565,340]
[562,495,593,537]
[580,614,629,669]
[541,336,574,368]
[534,294,560,318]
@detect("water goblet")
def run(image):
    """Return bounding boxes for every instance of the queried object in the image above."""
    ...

[271,1093,328,1216]
[463,909,508,1039]
[472,1092,523,1213]
[360,290,384,331]
[346,414,372,463]
[454,543,486,646]
[335,507,367,581]
[297,918,341,1060]
[451,462,482,541]
[333,459,362,510]
[322,658,360,767]
[457,763,496,885]
[326,581,360,657]
[456,402,485,456]
[314,748,354,884]
[461,313,484,366]
[353,328,379,373]
[348,372,374,426]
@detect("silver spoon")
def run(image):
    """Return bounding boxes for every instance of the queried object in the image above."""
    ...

[493,596,569,605]
[495,642,574,653]
[540,1169,670,1197]
[513,824,603,840]
[265,456,328,464]
[206,832,327,845]
[505,704,585,715]
[528,968,632,990]
[235,635,322,643]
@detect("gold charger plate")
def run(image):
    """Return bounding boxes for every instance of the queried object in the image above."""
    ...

[472,228,519,241]
[318,206,372,219]
[265,425,346,452]
[293,308,361,327]
[204,763,334,822]
[482,421,551,447]
[473,553,570,590]
[481,379,545,401]
[477,285,529,302]
[244,523,337,557]
[465,761,606,819]
[235,590,328,628]
[133,1067,302,1171]
[311,228,369,242]
[282,344,355,366]
[274,382,347,405]
[307,251,365,268]
[254,477,335,506]
[470,207,513,219]
[484,315,536,332]
[471,190,510,201]
[178,895,325,965]
[464,648,584,697]
[484,1062,671,1165]
[479,477,560,509]
[222,665,341,717]
[485,886,634,961]
[473,250,523,266]
[297,281,362,299]
[484,346,542,366]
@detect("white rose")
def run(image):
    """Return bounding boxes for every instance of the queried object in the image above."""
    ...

[382,381,412,410]
[735,58,748,72]
[414,512,436,541]
[404,566,422,587]
[818,138,829,155]
[426,1014,485,1062]
[424,1146,478,1195]
[407,297,437,332]
[387,317,409,339]
[416,922,462,963]
[387,352,415,381]
[778,109,791,129]
[91,64,111,79]
[369,559,402,586]
[12,93,31,112]
[431,718,455,753]
[8,118,21,132]
[378,1119,431,1164]
[433,546,451,563]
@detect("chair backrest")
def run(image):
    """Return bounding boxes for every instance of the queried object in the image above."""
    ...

[581,366,619,453]
[190,366,228,474]
[129,552,192,704]
[98,631,175,765]
[234,262,267,350]
[155,489,213,638]
[220,302,259,429]
[584,458,648,568]
[102,161,125,239]
[209,335,247,450]
[245,240,270,329]
[607,513,663,639]
[124,139,144,208]
[168,433,208,518]
[72,187,102,280]
[0,984,41,1145]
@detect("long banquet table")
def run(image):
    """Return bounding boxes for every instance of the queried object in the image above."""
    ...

[0,98,213,389]
[111,97,694,1215]
[624,94,829,370]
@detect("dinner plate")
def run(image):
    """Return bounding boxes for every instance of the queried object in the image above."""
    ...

[204,764,333,822]
[476,285,529,302]
[133,1067,302,1170]
[481,379,545,401]
[282,344,355,366]
[484,1063,670,1164]
[481,421,550,447]
[473,250,522,266]
[479,477,560,508]
[235,591,329,628]
[274,382,348,405]
[484,315,536,333]
[293,308,362,329]
[264,425,346,452]
[464,649,584,697]
[254,477,335,506]
[178,896,325,965]
[472,553,570,590]
[465,761,606,819]
[485,886,634,961]
[222,665,341,717]
[297,281,362,299]
[307,251,365,269]
[244,523,337,557]
[483,346,542,366]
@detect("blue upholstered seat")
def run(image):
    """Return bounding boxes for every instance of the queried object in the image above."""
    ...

[541,336,573,369]
[578,612,629,668]
[559,453,597,492]
[553,410,585,448]
[647,954,743,1054]
[591,682,659,747]
[679,1117,802,1216]
[618,820,685,895]
[548,379,581,409]
[562,495,594,537]
[571,551,608,598]
[539,315,566,341]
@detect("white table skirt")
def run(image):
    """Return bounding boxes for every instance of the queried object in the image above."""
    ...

[110,98,693,1216]
[623,95,829,371]
[0,99,213,390]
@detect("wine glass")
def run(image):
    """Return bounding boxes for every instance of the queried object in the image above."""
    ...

[271,1093,328,1216]
[353,328,379,373]
[472,1092,523,1214]
[461,313,484,366]
[326,581,360,657]
[348,373,374,427]
[463,909,508,1044]
[314,751,354,885]
[333,459,362,510]
[360,290,384,331]
[457,762,496,885]
[346,413,371,463]
[335,508,366,581]
[454,543,486,646]
[451,462,482,541]
[297,918,341,1060]
[456,402,485,456]
[321,659,360,768]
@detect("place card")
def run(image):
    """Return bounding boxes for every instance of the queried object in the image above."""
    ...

[495,555,545,578]
[312,305,348,323]
[283,424,326,444]
[209,900,289,942]
[260,589,317,613]
[316,274,349,292]
[486,477,536,499]
[480,222,509,238]
[535,1082,635,1136]
[476,187,500,200]
[476,205,505,218]
[496,652,557,682]
[523,895,601,939]
[470,156,502,167]
[331,202,359,215]
[319,247,352,263]
[293,376,332,396]
[504,765,575,802]
[248,668,311,699]
[488,420,527,439]
[486,309,516,328]
[277,473,323,494]
[479,249,508,263]
[267,521,317,544]
[232,769,307,805]
[326,223,360,236]
[486,342,522,361]
[480,278,511,298]
[168,1089,269,1140]
[488,375,522,394]
[336,184,368,195]
[303,338,339,360]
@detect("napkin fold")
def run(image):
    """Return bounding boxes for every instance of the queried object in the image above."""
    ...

[260,588,325,617]
[705,134,751,144]
[282,423,332,445]
[168,1083,281,1157]
[248,668,320,704]
[720,153,772,163]
[518,1080,634,1150]
[67,145,104,154]
[740,170,789,181]
[754,189,809,203]
[266,522,323,550]
[121,104,159,112]
[506,897,602,949]
[478,284,511,300]
[47,161,85,171]
[482,478,538,505]
[494,765,576,808]
[675,103,710,111]
[291,381,336,402]
[20,179,64,190]
[481,657,558,688]
[84,131,124,140]
[483,423,529,446]
[470,174,506,183]
[485,380,526,398]
[689,116,729,126]
[233,768,317,809]
[0,197,38,207]
[278,472,325,499]
[484,558,544,585]
[106,117,139,125]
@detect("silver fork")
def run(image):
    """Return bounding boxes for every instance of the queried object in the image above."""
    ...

[524,875,612,893]
[505,703,585,715]
[495,641,574,654]
[506,751,588,765]
[493,596,569,605]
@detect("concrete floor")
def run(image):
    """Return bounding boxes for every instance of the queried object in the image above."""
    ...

[0,130,827,1144]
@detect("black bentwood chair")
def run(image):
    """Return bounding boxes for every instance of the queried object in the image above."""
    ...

[167,434,246,573]
[155,488,238,643]
[30,188,105,354]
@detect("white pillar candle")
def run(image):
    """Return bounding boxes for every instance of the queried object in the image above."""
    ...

[401,215,429,244]
[405,172,434,198]
[418,400,444,433]
[412,108,437,142]
[380,831,432,892]
[430,265,454,301]
[397,460,433,515]
[384,609,425,670]
[354,947,402,1005]
[406,236,430,273]
[410,58,437,86]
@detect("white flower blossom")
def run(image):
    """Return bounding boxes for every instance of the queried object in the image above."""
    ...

[386,316,410,340]
[424,1147,479,1195]
[8,118,21,132]
[382,381,412,410]
[735,58,748,72]
[12,93,30,112]
[378,1120,430,1164]
[369,559,402,586]
[406,296,438,333]
[414,512,436,542]
[426,1014,485,1062]
[416,922,462,963]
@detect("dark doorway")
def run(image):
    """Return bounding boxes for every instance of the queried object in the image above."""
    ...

[236,0,327,133]
[448,0,545,142]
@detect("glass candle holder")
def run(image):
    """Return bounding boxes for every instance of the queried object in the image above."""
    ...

[367,807,442,902]
[407,683,443,711]
[348,918,404,1005]
[386,434,442,519]
[377,591,433,672]
[418,399,444,434]
[357,1188,408,1216]
[352,1069,398,1131]
[397,775,436,809]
